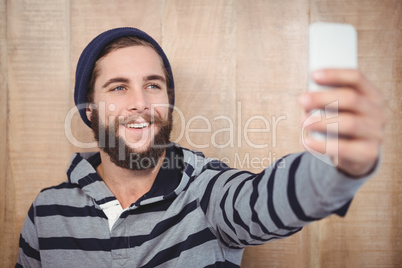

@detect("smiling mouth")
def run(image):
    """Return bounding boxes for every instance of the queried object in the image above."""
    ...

[123,122,152,129]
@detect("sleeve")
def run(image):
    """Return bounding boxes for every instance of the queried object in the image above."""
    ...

[16,203,42,268]
[198,151,377,248]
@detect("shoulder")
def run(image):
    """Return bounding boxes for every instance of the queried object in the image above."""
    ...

[176,144,250,186]
[177,145,229,171]
[40,181,80,193]
[34,180,86,207]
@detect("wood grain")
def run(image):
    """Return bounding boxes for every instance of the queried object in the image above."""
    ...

[235,0,310,266]
[309,1,402,267]
[1,1,401,267]
[0,0,15,266]
[163,0,238,163]
[3,0,71,267]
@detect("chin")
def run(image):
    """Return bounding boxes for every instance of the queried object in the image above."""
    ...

[90,109,172,170]
[126,143,152,155]
[122,135,154,152]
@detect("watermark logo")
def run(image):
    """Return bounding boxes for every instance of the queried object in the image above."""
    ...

[301,101,339,167]
[64,100,339,169]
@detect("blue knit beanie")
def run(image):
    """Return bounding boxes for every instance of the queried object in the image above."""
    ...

[74,27,174,128]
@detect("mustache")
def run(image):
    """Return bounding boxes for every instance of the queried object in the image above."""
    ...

[117,113,167,126]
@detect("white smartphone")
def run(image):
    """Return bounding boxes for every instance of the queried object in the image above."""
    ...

[307,22,358,140]
[308,22,358,91]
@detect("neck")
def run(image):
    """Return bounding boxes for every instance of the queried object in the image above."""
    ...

[97,149,166,209]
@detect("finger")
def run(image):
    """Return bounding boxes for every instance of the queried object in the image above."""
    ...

[303,136,380,177]
[298,89,374,115]
[312,69,379,97]
[302,113,383,141]
[335,139,379,177]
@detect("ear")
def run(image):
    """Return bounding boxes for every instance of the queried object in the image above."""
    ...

[86,103,95,122]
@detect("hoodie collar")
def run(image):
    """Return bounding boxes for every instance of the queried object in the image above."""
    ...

[66,144,185,206]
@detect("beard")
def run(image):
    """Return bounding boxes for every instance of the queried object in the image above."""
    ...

[90,109,172,170]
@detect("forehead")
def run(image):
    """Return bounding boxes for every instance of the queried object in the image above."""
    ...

[96,45,165,80]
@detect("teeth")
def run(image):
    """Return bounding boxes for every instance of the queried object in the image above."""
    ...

[125,122,150,129]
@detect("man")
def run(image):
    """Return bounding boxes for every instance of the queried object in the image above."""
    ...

[16,27,385,267]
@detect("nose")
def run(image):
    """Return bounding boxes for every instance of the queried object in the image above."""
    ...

[127,88,148,112]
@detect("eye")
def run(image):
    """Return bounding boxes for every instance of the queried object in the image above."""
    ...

[147,84,161,90]
[111,86,125,92]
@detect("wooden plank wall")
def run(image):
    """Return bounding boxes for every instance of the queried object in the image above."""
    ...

[1,0,400,267]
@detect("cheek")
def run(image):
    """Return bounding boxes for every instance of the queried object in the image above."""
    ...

[96,97,123,116]
[95,105,122,127]
[151,106,170,120]
[152,94,170,115]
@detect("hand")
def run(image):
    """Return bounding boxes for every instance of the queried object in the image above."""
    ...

[298,69,386,177]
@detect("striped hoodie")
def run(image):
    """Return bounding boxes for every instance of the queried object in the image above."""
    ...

[17,144,372,267]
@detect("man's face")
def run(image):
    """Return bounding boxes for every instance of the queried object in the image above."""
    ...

[87,45,172,169]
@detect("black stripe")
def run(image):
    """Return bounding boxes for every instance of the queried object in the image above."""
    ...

[66,154,82,179]
[212,170,248,233]
[125,200,198,248]
[184,162,194,178]
[250,171,269,233]
[121,198,175,218]
[37,202,198,251]
[204,260,240,268]
[41,182,79,193]
[182,147,205,157]
[223,170,251,186]
[250,171,298,238]
[220,190,236,234]
[200,169,231,213]
[182,177,192,192]
[139,228,216,268]
[200,159,231,174]
[185,159,231,195]
[28,204,35,224]
[202,159,230,171]
[183,174,197,192]
[231,175,268,243]
[19,234,41,261]
[216,229,243,249]
[77,173,103,188]
[87,152,101,167]
[39,237,110,251]
[163,191,178,200]
[94,196,117,205]
[15,263,23,268]
[267,162,289,230]
[333,199,352,216]
[287,154,321,221]
[36,204,106,219]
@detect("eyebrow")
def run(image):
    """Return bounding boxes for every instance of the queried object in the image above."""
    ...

[101,75,166,89]
[144,75,166,84]
[102,77,129,89]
